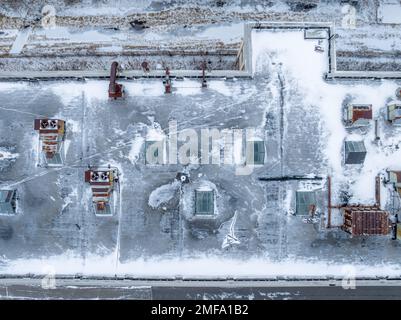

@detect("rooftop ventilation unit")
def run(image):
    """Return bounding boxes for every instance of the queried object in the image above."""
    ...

[387,103,401,125]
[344,104,372,128]
[85,168,118,216]
[344,140,367,165]
[34,119,65,166]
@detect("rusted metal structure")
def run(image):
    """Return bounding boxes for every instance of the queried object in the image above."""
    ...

[201,62,207,88]
[163,67,172,94]
[327,176,332,228]
[235,40,245,71]
[34,119,65,166]
[141,61,150,73]
[341,206,389,236]
[374,119,380,141]
[387,170,401,197]
[344,104,372,128]
[327,175,390,235]
[85,168,118,216]
[387,102,401,125]
[108,61,123,99]
[375,175,381,207]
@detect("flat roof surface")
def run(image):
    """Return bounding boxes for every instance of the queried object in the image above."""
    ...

[0,28,401,278]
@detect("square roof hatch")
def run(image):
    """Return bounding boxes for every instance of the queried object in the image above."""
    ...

[253,140,265,165]
[296,191,316,216]
[344,140,367,165]
[246,140,265,165]
[0,190,17,215]
[195,190,214,215]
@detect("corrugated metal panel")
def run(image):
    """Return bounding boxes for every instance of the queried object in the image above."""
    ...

[343,207,389,235]
[352,108,372,123]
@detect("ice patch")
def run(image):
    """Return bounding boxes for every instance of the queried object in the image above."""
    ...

[124,81,164,97]
[208,81,232,96]
[51,81,109,106]
[128,136,144,165]
[148,181,180,209]
[0,148,19,161]
[0,82,28,92]
[222,211,241,249]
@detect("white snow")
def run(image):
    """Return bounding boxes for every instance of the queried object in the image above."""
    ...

[51,81,109,106]
[1,252,401,278]
[222,211,241,249]
[124,81,165,97]
[378,1,401,24]
[127,135,144,165]
[208,81,232,96]
[174,79,202,96]
[33,27,128,44]
[60,187,77,214]
[0,82,28,92]
[66,120,81,134]
[148,181,180,209]
[58,1,152,16]
[97,45,123,53]
[252,29,400,205]
[9,27,31,55]
[0,148,19,161]
[146,126,166,141]
[197,23,244,42]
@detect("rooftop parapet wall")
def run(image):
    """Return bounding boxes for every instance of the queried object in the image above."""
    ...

[1,22,401,80]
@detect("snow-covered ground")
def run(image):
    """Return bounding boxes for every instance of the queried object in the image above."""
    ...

[2,252,401,278]
[378,0,401,24]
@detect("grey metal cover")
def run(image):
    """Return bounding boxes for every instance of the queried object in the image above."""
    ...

[253,141,265,165]
[0,190,17,215]
[43,152,63,166]
[296,191,316,216]
[195,190,214,215]
[344,141,367,164]
[392,108,401,119]
[94,202,112,216]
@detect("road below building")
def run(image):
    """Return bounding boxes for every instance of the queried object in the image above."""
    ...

[0,278,400,300]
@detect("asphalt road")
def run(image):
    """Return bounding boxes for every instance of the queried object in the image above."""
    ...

[0,279,400,300]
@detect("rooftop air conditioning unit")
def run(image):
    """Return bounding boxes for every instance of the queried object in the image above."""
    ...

[91,172,99,182]
[49,120,57,128]
[40,120,49,129]
[100,172,109,182]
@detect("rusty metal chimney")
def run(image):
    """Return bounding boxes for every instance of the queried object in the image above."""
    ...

[327,175,332,228]
[375,175,381,207]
